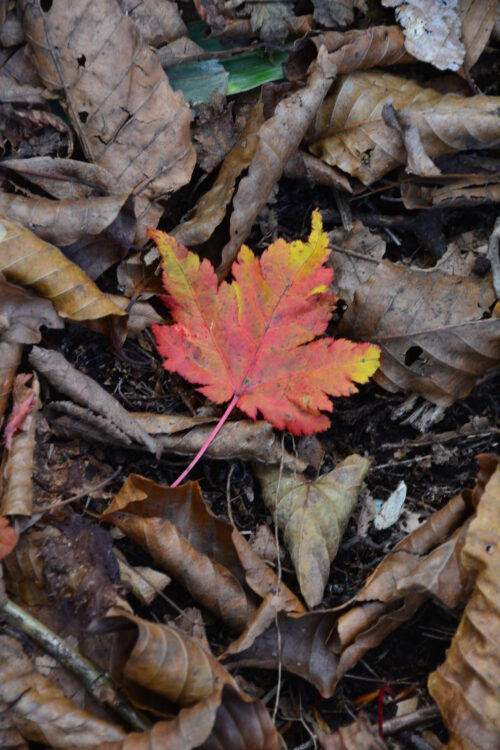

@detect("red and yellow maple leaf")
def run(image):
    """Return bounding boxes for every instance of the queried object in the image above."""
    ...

[151,211,379,442]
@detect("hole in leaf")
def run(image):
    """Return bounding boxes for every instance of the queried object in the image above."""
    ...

[40,0,52,11]
[405,346,423,366]
[485,543,494,554]
[77,54,86,67]
[78,111,89,123]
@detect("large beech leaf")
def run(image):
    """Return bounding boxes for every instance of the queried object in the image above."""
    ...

[151,211,380,436]
[102,475,304,632]
[428,455,500,749]
[256,455,370,607]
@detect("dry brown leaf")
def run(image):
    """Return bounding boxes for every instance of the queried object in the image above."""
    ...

[219,46,336,273]
[338,258,500,405]
[382,0,465,70]
[92,683,284,750]
[0,157,120,200]
[102,475,304,631]
[329,222,386,304]
[3,526,56,605]
[96,608,236,714]
[29,347,157,453]
[319,713,385,749]
[255,455,370,607]
[132,411,306,469]
[0,699,28,750]
[20,0,195,238]
[382,102,442,176]
[428,455,500,749]
[313,0,356,27]
[115,550,171,607]
[284,150,352,191]
[172,100,265,248]
[0,72,44,105]
[223,460,497,696]
[308,71,500,186]
[118,0,186,46]
[401,174,500,209]
[461,0,498,68]
[0,193,128,246]
[0,373,39,516]
[0,218,125,321]
[0,633,126,747]
[0,342,22,424]
[285,24,411,82]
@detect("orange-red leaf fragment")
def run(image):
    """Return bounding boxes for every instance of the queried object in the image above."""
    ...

[0,517,17,560]
[151,212,380,435]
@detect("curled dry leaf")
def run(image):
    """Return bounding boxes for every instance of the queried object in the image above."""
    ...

[0,193,128,246]
[319,713,385,749]
[0,157,120,200]
[308,71,500,186]
[28,347,157,453]
[0,218,125,321]
[219,47,336,273]
[92,683,284,750]
[96,608,236,714]
[401,175,500,210]
[461,0,498,68]
[223,459,496,696]
[255,455,370,607]
[102,474,304,632]
[3,526,57,605]
[1,374,39,517]
[284,25,412,82]
[132,411,306,470]
[117,0,186,47]
[0,634,126,747]
[115,549,171,607]
[0,343,22,425]
[428,455,500,750]
[338,258,500,405]
[19,0,195,238]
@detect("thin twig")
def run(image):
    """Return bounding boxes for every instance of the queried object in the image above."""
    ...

[1,598,150,732]
[272,434,285,724]
[382,705,441,736]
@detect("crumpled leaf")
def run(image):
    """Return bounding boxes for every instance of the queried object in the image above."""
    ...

[29,347,157,453]
[0,275,62,345]
[0,218,125,321]
[284,25,412,82]
[308,71,500,186]
[91,683,284,750]
[319,713,385,749]
[117,0,186,47]
[1,374,39,517]
[338,258,500,406]
[246,1,294,43]
[0,634,126,747]
[19,0,195,239]
[152,211,379,436]
[0,193,128,247]
[220,47,336,272]
[115,549,171,607]
[0,517,17,561]
[102,474,304,631]
[0,343,23,425]
[329,222,387,304]
[0,698,28,750]
[428,455,500,749]
[255,455,370,607]
[223,458,497,696]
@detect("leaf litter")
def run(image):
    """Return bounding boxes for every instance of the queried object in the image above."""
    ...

[0,1,499,748]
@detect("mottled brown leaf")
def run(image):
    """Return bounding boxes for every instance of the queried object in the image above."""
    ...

[319,713,385,749]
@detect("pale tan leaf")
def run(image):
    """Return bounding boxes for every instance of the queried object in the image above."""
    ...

[0,634,126,747]
[0,699,29,750]
[319,713,385,749]
[329,221,386,304]
[460,0,498,68]
[338,259,500,405]
[115,550,171,606]
[118,0,186,46]
[428,455,500,750]
[0,218,125,321]
[313,0,355,27]
[1,157,119,200]
[256,455,370,607]
[308,71,500,186]
[0,342,22,424]
[20,0,195,236]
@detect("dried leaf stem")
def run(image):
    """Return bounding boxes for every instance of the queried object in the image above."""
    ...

[1,597,151,732]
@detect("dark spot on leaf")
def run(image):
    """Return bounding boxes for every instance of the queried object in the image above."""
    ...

[78,111,89,123]
[77,54,86,67]
[41,0,52,10]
